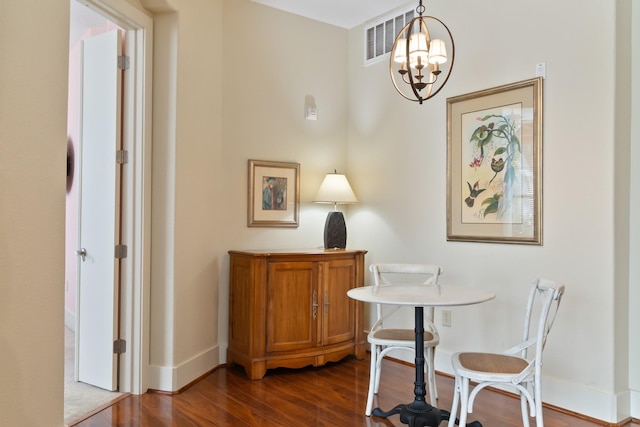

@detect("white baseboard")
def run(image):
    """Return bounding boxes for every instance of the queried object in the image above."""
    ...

[539,375,628,424]
[148,345,220,392]
[631,389,640,420]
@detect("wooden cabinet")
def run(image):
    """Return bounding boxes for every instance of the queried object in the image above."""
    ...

[227,249,367,379]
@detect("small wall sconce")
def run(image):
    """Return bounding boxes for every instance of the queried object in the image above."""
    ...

[305,95,318,120]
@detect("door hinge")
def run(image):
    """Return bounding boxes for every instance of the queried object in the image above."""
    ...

[113,339,127,354]
[115,244,128,259]
[116,150,129,165]
[117,55,130,70]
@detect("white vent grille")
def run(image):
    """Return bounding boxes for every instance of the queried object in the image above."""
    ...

[364,8,414,66]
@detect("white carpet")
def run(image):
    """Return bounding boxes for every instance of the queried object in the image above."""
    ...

[64,328,124,426]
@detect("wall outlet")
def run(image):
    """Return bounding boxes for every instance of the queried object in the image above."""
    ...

[442,309,452,327]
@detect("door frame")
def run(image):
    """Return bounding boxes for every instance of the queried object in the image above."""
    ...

[77,0,153,395]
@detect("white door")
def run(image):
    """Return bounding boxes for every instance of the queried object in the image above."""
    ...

[76,29,123,391]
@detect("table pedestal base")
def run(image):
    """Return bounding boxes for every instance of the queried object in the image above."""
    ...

[372,403,482,427]
[372,401,441,427]
[370,307,482,427]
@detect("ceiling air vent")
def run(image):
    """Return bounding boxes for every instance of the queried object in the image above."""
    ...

[364,7,414,66]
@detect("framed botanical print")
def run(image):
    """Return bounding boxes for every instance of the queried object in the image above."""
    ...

[447,78,543,244]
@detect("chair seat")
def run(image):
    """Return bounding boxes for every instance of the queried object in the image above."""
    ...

[369,328,437,344]
[454,352,529,376]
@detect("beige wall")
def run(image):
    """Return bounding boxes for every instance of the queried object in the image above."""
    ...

[0,1,68,425]
[148,0,350,391]
[148,0,225,389]
[220,0,351,231]
[629,0,640,413]
[0,0,637,424]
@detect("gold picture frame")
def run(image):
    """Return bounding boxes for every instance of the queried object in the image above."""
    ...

[248,159,300,227]
[447,78,543,244]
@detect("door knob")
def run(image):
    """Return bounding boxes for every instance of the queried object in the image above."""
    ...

[76,248,87,262]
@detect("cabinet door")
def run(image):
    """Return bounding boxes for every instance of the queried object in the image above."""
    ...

[266,261,318,352]
[321,259,356,345]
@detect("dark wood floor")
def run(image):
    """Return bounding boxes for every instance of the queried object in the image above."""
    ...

[72,356,638,427]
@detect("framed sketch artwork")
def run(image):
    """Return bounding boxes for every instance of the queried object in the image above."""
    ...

[447,78,543,244]
[248,159,300,227]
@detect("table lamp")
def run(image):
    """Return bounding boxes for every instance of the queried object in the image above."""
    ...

[314,170,358,249]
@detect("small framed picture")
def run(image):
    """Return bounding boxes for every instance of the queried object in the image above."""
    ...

[447,78,543,244]
[248,159,300,227]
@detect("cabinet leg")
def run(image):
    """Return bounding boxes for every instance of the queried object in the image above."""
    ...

[355,342,367,359]
[247,362,267,380]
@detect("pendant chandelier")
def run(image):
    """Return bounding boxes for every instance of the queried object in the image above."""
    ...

[390,0,455,104]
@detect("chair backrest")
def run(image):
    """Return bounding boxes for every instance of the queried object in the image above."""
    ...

[517,278,565,376]
[370,263,443,287]
[369,263,443,325]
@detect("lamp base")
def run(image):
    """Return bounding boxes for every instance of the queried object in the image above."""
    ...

[324,211,347,249]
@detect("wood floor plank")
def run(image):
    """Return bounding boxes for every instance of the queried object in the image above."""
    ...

[72,356,639,427]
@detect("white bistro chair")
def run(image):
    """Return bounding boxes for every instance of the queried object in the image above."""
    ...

[365,263,443,416]
[447,278,565,427]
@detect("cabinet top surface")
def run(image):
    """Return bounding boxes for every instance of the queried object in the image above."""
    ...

[229,248,367,256]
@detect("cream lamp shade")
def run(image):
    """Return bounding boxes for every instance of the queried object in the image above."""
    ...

[314,172,358,206]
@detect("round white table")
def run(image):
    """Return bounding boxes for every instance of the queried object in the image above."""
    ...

[348,284,495,427]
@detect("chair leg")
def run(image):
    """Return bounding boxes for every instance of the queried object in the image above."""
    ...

[373,347,384,394]
[535,405,544,427]
[447,375,461,427]
[365,344,378,416]
[534,383,544,427]
[458,377,470,427]
[426,347,437,405]
[520,393,530,427]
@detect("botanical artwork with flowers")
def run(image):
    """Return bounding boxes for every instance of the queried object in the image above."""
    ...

[461,103,523,224]
[447,78,541,244]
